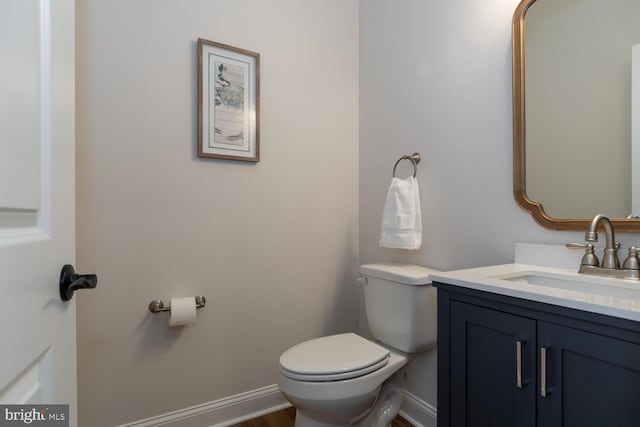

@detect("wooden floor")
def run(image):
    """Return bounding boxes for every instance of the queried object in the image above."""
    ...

[230,407,413,427]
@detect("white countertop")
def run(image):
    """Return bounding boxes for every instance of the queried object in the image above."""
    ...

[430,263,640,322]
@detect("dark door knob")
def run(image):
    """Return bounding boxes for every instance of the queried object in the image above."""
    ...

[60,264,97,301]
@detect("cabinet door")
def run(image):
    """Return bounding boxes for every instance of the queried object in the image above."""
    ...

[450,301,536,427]
[538,321,640,427]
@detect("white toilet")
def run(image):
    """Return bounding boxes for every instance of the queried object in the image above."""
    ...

[278,263,438,427]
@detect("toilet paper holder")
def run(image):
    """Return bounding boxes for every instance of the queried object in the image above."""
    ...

[148,296,206,313]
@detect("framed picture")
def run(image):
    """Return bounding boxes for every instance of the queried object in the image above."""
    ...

[198,38,260,162]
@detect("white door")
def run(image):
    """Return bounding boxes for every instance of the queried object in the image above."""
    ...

[0,0,78,425]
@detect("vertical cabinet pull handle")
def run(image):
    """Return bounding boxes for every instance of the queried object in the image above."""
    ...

[516,340,523,389]
[540,347,548,398]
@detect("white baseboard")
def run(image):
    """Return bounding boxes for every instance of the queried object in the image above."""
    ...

[119,385,290,427]
[119,385,436,427]
[399,390,437,427]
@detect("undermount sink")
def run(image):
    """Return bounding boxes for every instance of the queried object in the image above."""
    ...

[491,269,640,297]
[496,271,587,289]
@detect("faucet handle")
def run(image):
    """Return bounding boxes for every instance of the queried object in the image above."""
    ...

[623,247,640,270]
[566,242,590,249]
[566,242,600,266]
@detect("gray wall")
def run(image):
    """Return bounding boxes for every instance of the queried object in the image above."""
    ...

[75,1,359,425]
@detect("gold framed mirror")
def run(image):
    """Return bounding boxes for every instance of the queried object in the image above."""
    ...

[512,0,640,231]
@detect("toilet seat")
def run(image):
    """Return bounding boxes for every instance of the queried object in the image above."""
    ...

[282,356,390,381]
[279,333,390,382]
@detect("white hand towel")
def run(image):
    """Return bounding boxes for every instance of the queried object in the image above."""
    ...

[379,176,422,250]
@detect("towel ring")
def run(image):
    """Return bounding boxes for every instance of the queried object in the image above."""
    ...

[392,153,421,178]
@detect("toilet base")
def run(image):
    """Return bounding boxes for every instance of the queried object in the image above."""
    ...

[292,368,405,427]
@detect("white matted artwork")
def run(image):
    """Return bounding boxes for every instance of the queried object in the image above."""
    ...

[198,39,260,162]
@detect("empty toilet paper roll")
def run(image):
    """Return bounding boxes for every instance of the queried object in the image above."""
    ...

[169,297,197,326]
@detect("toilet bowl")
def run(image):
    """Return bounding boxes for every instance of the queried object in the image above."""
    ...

[279,333,407,427]
[278,263,439,427]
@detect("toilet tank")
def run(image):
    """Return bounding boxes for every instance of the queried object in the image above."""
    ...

[360,263,439,353]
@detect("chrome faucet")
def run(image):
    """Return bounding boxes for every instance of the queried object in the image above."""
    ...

[567,214,640,280]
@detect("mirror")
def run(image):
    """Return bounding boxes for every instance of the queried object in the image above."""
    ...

[513,0,640,231]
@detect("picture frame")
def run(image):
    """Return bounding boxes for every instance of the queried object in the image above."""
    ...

[197,38,260,162]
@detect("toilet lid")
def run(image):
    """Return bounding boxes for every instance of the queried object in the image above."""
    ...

[280,333,390,382]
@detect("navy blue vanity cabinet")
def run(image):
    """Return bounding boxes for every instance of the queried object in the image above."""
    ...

[537,321,640,427]
[435,282,640,427]
[449,300,536,427]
